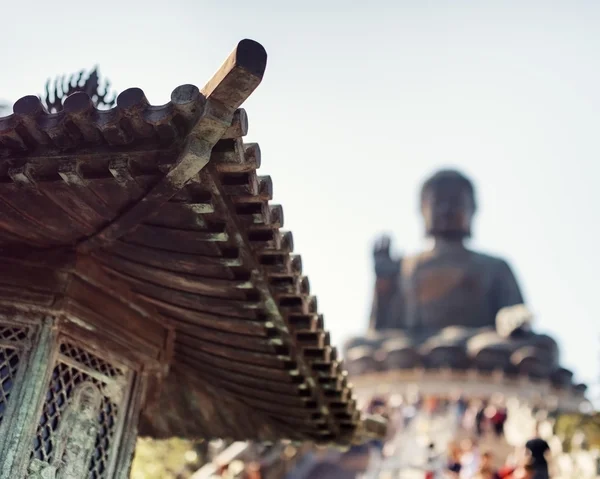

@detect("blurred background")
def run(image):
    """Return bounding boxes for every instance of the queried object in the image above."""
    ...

[2,1,599,476]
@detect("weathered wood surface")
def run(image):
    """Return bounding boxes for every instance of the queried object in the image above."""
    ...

[0,39,368,444]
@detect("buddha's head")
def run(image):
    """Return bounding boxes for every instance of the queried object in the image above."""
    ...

[420,169,476,239]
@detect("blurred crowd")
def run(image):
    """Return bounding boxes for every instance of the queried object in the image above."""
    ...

[362,393,555,479]
[443,437,551,479]
[184,392,595,479]
[363,393,510,444]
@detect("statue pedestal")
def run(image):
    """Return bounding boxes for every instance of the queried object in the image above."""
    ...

[348,369,587,413]
[0,311,150,479]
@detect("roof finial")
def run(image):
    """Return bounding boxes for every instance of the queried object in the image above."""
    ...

[42,67,117,113]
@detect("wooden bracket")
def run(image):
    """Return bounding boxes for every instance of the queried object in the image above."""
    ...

[77,39,267,253]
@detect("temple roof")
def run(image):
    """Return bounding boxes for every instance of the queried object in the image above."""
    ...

[0,40,383,444]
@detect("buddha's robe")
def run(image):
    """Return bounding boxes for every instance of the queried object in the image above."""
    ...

[370,248,524,332]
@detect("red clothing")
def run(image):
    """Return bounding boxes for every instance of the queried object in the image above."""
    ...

[496,465,516,478]
[492,409,507,424]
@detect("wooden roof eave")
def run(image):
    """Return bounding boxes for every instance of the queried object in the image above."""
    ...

[0,39,383,443]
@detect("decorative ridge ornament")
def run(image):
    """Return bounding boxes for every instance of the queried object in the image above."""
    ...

[42,67,117,113]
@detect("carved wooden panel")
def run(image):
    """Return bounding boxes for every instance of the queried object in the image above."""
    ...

[29,338,133,479]
[0,323,32,428]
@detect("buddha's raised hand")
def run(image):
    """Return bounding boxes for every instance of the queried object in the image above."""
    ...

[373,235,400,277]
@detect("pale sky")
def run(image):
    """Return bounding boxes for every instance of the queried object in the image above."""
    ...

[2,0,598,399]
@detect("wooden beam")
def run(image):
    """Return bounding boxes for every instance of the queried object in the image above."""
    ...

[78,39,267,253]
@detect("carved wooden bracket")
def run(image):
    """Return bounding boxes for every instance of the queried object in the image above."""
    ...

[77,39,267,253]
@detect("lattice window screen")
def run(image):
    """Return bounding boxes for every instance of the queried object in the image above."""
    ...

[0,323,31,427]
[31,340,131,479]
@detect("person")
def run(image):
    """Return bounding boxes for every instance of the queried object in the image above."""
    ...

[403,401,417,428]
[495,464,517,479]
[523,437,550,479]
[459,439,480,479]
[463,401,477,434]
[499,459,538,479]
[491,406,507,438]
[366,395,387,415]
[473,451,498,479]
[446,442,462,477]
[521,462,537,479]
[364,396,387,454]
[424,442,445,479]
[245,462,262,479]
[425,396,438,418]
[475,402,487,437]
[457,395,468,425]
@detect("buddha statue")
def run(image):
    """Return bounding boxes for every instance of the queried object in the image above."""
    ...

[370,169,523,332]
[345,169,575,387]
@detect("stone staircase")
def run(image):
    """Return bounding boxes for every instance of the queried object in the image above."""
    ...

[192,400,599,479]
[364,398,599,478]
[361,410,458,478]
